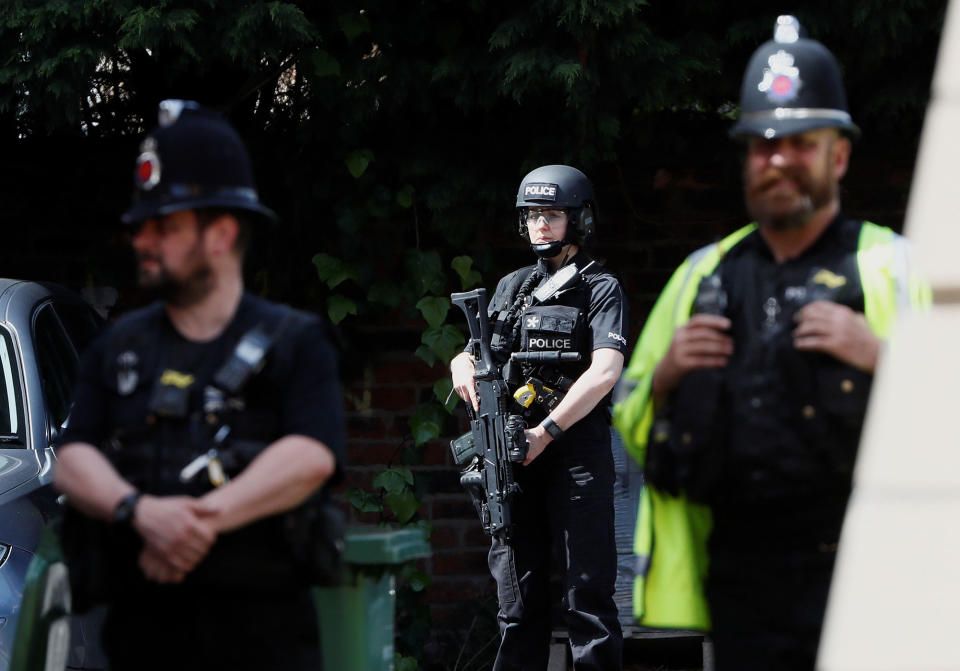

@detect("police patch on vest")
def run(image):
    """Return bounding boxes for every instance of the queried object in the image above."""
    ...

[160,369,195,389]
[527,336,574,350]
[523,183,558,201]
[811,268,847,289]
[116,351,139,396]
[521,305,581,352]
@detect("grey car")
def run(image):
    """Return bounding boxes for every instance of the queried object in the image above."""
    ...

[0,279,106,670]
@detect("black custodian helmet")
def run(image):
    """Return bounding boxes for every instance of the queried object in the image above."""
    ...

[121,99,277,225]
[516,165,597,255]
[730,15,860,141]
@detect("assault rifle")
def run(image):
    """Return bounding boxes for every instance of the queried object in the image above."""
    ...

[449,288,527,540]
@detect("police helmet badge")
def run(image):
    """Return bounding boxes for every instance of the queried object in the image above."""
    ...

[135,136,161,191]
[757,50,802,104]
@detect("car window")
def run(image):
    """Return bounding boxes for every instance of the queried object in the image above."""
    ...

[52,299,102,357]
[0,326,25,445]
[33,304,79,433]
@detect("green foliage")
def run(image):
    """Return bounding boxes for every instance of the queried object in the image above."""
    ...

[374,466,419,523]
[408,402,447,447]
[415,296,449,327]
[452,255,482,290]
[325,294,357,324]
[312,253,357,288]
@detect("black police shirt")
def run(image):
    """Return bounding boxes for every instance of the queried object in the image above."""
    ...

[711,215,871,544]
[489,251,629,443]
[61,293,346,493]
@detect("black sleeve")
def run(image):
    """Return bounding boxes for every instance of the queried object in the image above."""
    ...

[277,316,346,484]
[59,335,110,449]
[587,273,630,355]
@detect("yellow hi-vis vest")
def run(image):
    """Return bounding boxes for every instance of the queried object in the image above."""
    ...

[612,221,930,631]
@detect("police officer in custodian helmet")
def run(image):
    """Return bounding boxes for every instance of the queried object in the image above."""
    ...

[451,165,630,670]
[54,100,345,670]
[614,16,927,671]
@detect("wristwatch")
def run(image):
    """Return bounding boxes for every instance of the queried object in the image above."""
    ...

[113,491,143,526]
[540,416,565,440]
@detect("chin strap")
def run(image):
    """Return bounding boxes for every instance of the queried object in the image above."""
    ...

[531,240,564,258]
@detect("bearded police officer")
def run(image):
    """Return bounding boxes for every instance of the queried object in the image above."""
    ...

[54,100,344,670]
[451,165,629,670]
[613,16,927,671]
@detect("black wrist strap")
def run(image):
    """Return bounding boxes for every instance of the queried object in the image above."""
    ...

[541,416,564,439]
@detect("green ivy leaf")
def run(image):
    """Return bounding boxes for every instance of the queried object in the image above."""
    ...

[414,344,437,367]
[421,324,465,364]
[373,466,414,493]
[451,255,482,290]
[403,567,432,592]
[345,148,374,178]
[310,49,341,78]
[395,654,418,671]
[396,184,415,209]
[385,489,420,523]
[410,417,440,446]
[433,378,457,413]
[327,294,357,324]
[409,402,446,446]
[345,488,382,514]
[338,12,370,41]
[312,253,357,289]
[415,296,449,327]
[404,250,445,296]
[368,282,402,307]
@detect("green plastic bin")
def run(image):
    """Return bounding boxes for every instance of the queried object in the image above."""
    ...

[9,525,72,671]
[315,525,431,671]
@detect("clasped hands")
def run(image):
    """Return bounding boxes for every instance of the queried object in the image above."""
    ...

[654,300,879,396]
[133,494,220,584]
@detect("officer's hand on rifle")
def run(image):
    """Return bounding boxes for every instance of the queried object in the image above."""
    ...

[451,351,480,411]
[133,495,220,575]
[522,426,552,465]
[793,300,880,372]
[653,314,733,402]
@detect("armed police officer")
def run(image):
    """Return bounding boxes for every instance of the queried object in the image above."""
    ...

[614,16,927,671]
[451,165,629,670]
[54,101,345,670]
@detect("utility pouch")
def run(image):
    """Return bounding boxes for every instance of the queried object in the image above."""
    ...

[147,371,193,418]
[284,496,346,587]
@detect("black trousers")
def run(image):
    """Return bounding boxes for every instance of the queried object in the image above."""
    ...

[488,444,622,671]
[101,585,321,671]
[705,492,847,671]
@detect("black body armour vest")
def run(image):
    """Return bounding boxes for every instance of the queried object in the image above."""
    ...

[489,261,591,427]
[97,305,313,591]
[719,220,872,503]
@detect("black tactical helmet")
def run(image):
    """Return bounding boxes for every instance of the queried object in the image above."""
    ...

[121,99,277,225]
[516,165,597,254]
[729,15,860,140]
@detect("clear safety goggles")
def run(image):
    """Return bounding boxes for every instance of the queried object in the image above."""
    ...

[524,208,569,226]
